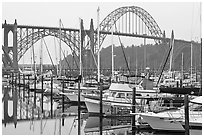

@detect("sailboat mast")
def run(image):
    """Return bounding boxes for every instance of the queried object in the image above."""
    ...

[59,19,62,77]
[169,30,174,72]
[144,37,146,73]
[190,42,193,85]
[135,46,137,84]
[97,7,100,83]
[54,37,58,75]
[30,46,33,72]
[40,34,43,75]
[79,18,82,76]
[23,49,25,71]
[181,52,184,81]
[31,38,36,76]
[111,14,114,80]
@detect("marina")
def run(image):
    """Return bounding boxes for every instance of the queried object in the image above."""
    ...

[2,2,202,135]
[2,69,202,135]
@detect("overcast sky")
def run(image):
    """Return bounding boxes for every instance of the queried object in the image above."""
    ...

[2,1,202,64]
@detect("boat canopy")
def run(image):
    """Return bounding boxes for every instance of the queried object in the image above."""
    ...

[190,96,202,104]
[109,83,132,92]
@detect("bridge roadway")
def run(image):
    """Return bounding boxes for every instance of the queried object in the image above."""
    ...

[2,23,196,45]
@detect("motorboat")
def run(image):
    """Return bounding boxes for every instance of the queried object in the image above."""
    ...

[84,82,159,114]
[139,96,202,131]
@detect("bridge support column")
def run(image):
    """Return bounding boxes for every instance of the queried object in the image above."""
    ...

[2,20,18,71]
[88,19,96,69]
[3,21,9,68]
[13,19,18,71]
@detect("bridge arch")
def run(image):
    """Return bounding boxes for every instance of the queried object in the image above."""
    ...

[17,29,80,62]
[97,6,163,50]
[3,6,165,70]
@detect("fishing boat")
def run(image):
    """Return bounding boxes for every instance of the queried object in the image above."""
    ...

[138,96,202,131]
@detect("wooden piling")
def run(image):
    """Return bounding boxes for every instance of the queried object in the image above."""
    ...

[13,73,17,128]
[27,75,30,119]
[50,76,53,118]
[34,75,37,108]
[23,74,25,101]
[180,79,183,88]
[6,73,9,83]
[18,73,21,98]
[19,73,22,120]
[99,81,103,135]
[11,72,14,85]
[132,87,136,135]
[78,76,81,135]
[62,78,65,126]
[177,81,179,88]
[184,94,189,135]
[41,76,44,116]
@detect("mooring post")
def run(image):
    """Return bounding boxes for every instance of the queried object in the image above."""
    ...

[177,81,179,88]
[99,81,103,135]
[18,72,21,98]
[34,75,37,108]
[78,75,81,135]
[50,76,53,118]
[41,75,44,117]
[180,79,183,88]
[7,73,9,82]
[23,74,25,101]
[40,76,43,135]
[13,73,17,128]
[62,78,65,126]
[184,94,189,135]
[18,73,22,120]
[132,87,136,135]
[11,72,13,85]
[27,75,30,119]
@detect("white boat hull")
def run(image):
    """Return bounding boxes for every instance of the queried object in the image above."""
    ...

[59,92,85,102]
[140,108,202,131]
[141,113,185,131]
[84,98,112,114]
[65,93,85,102]
[84,97,139,114]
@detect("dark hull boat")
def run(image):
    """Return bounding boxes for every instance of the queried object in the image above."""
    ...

[159,87,201,96]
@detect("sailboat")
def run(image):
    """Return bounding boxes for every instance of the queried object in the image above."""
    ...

[159,31,201,96]
[29,33,61,94]
[57,18,100,103]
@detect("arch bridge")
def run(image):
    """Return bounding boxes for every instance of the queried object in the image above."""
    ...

[2,6,198,71]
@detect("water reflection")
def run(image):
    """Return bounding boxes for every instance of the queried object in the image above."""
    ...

[2,85,202,135]
[83,116,131,135]
[2,85,17,127]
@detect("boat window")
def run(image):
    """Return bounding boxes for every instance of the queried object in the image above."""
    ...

[189,103,202,111]
[116,93,125,98]
[112,92,117,97]
[136,94,142,96]
[126,93,142,98]
[127,93,132,99]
